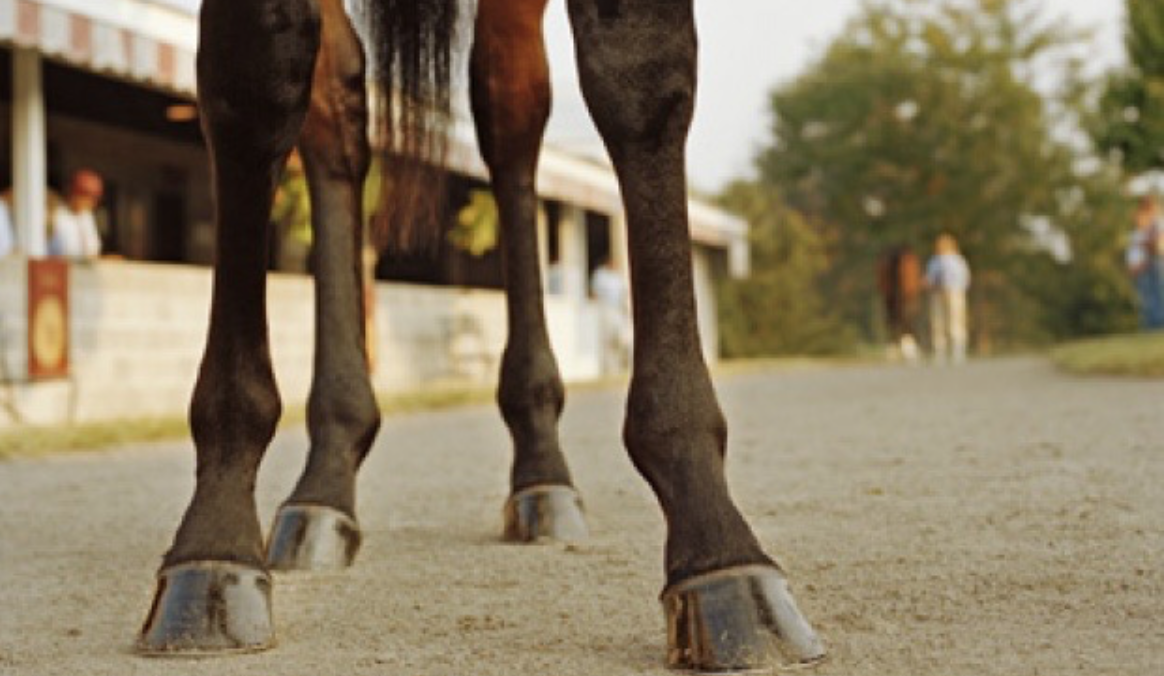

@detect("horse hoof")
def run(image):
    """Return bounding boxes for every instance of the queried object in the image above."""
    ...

[265,504,361,571]
[662,564,826,673]
[137,561,274,655]
[502,485,588,543]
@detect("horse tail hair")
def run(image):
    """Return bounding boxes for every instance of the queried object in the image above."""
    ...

[359,0,458,250]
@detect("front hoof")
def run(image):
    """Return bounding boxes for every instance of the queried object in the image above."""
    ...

[662,565,826,673]
[502,485,588,543]
[138,561,274,655]
[264,504,361,571]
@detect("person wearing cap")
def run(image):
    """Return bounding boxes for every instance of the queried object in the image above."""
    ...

[49,169,104,259]
[1127,195,1164,330]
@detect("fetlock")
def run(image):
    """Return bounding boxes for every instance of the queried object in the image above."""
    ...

[164,474,265,568]
[624,370,772,587]
[497,347,573,492]
[288,380,380,515]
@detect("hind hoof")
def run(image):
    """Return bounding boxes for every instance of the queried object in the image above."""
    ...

[138,561,274,655]
[502,485,588,543]
[662,565,826,673]
[265,504,361,571]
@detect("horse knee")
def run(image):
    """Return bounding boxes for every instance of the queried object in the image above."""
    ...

[586,69,694,154]
[469,40,551,171]
[568,2,696,152]
[301,4,370,181]
[198,0,321,163]
[471,2,552,144]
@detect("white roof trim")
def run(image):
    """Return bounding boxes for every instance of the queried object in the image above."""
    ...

[447,119,747,251]
[26,0,197,51]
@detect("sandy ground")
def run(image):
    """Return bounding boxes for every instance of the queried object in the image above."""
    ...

[0,357,1161,675]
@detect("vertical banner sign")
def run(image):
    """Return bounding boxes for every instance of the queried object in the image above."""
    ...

[28,258,70,380]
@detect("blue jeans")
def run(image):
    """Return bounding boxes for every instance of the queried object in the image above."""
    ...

[1134,259,1164,330]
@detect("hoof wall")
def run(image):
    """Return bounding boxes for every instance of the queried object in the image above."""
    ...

[265,504,361,571]
[138,562,274,655]
[503,485,588,543]
[663,565,826,673]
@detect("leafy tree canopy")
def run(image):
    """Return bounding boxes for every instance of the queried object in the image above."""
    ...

[745,0,1134,345]
[716,181,855,357]
[1094,0,1164,174]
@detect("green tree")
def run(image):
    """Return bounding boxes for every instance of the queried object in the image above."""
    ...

[716,181,855,356]
[1094,0,1164,173]
[449,190,499,257]
[758,0,1133,346]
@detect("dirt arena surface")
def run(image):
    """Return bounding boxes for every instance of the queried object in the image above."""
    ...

[1,357,1161,675]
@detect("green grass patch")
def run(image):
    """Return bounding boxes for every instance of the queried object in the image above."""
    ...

[0,383,504,461]
[0,358,875,462]
[0,416,193,460]
[713,348,884,377]
[1049,332,1164,378]
[377,383,496,414]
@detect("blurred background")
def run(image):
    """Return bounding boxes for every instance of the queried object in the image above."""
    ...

[1,0,1161,432]
[662,0,1159,358]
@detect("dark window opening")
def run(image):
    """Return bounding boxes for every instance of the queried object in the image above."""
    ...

[152,192,187,262]
[375,173,504,290]
[40,56,204,146]
[545,200,561,263]
[586,210,611,275]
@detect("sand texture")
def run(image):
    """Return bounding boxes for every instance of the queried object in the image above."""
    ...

[1,358,1161,675]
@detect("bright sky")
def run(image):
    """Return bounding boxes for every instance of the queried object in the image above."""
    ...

[543,0,1129,191]
[160,0,1128,191]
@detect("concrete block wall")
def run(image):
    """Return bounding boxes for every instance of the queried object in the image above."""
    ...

[367,283,604,390]
[68,262,213,422]
[0,260,613,427]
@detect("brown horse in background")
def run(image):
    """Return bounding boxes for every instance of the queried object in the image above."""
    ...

[136,0,825,671]
[878,245,923,362]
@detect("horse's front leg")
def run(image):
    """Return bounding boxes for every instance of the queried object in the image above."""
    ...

[138,0,320,653]
[470,0,587,541]
[264,0,380,572]
[567,1,825,670]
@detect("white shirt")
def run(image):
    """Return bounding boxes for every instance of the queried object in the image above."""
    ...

[49,205,101,259]
[1126,219,1162,272]
[925,253,971,292]
[0,201,13,257]
[590,266,627,309]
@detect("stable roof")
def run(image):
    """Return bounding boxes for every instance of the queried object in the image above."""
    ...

[0,0,196,93]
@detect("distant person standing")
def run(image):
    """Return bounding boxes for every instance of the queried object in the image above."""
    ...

[48,169,104,260]
[926,233,971,364]
[590,258,631,373]
[0,197,13,257]
[1126,195,1164,330]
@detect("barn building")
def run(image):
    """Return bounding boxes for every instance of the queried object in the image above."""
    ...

[0,0,749,426]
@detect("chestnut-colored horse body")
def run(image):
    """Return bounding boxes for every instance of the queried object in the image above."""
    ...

[137,0,825,670]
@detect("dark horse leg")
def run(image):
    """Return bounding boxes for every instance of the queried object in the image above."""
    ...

[567,1,825,670]
[138,0,319,652]
[470,0,586,541]
[265,0,381,571]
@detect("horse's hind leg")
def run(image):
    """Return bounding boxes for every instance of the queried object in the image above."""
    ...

[567,1,825,670]
[264,0,380,572]
[470,0,587,542]
[138,0,319,653]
